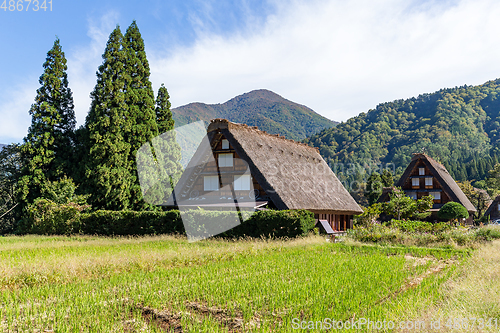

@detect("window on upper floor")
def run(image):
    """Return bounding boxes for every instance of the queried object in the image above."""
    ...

[412,178,419,187]
[419,167,425,175]
[425,177,433,186]
[222,139,229,149]
[218,153,233,167]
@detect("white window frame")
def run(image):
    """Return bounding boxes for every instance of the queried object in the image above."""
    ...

[419,168,425,176]
[204,176,219,191]
[234,174,251,191]
[430,191,441,200]
[412,178,419,187]
[425,177,433,186]
[218,153,233,167]
[222,139,229,149]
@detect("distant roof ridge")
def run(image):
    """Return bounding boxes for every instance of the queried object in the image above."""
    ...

[209,118,319,152]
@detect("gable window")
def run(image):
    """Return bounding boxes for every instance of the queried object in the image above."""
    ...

[419,167,425,175]
[412,178,419,187]
[204,176,219,191]
[218,153,233,167]
[222,139,229,149]
[234,174,251,191]
[425,177,433,187]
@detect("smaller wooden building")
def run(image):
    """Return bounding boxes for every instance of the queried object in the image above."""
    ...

[167,119,363,231]
[484,195,500,222]
[379,153,476,224]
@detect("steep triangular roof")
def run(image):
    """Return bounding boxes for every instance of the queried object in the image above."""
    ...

[169,119,362,214]
[397,153,476,212]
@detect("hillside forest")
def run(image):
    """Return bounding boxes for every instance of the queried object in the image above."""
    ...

[304,79,500,207]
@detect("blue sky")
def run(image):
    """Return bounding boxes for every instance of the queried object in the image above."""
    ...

[2,0,500,143]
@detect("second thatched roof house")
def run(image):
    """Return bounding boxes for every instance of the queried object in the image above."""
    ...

[167,119,363,231]
[379,153,476,224]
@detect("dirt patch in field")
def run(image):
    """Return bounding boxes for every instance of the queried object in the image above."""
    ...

[128,303,183,332]
[186,301,243,332]
[186,301,261,332]
[128,301,261,332]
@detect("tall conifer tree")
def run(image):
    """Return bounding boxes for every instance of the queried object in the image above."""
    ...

[83,26,134,210]
[154,84,183,187]
[155,84,174,134]
[18,38,76,204]
[123,21,159,209]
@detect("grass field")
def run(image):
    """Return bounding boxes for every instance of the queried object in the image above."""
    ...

[0,234,496,332]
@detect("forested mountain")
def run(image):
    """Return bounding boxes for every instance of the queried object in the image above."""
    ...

[304,79,500,188]
[172,89,337,141]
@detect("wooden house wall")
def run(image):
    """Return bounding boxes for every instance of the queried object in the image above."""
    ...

[314,213,353,231]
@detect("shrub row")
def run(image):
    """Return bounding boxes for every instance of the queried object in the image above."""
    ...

[385,219,453,233]
[19,200,316,238]
[347,223,500,248]
[78,210,184,235]
[222,209,316,238]
[81,209,316,238]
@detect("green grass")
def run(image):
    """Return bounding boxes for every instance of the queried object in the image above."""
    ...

[0,235,465,332]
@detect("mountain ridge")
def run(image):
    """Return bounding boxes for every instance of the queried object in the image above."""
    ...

[172,89,337,141]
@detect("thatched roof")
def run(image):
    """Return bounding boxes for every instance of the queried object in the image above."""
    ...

[396,153,476,212]
[169,119,362,214]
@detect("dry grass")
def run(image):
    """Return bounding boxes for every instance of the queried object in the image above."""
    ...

[0,234,325,289]
[397,240,500,332]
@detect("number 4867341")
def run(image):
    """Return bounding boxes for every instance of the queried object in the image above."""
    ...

[1,0,52,11]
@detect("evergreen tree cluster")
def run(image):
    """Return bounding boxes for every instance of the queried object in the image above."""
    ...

[3,21,182,232]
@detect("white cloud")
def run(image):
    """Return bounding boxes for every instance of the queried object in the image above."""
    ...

[149,0,500,121]
[0,11,119,143]
[0,80,36,144]
[4,0,500,143]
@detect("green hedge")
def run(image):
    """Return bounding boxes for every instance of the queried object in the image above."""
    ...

[78,210,184,236]
[385,219,453,233]
[222,209,316,238]
[19,205,316,239]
